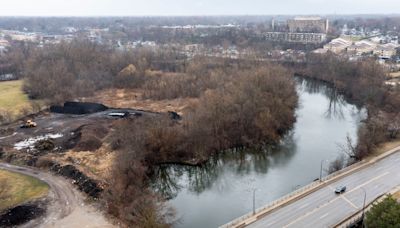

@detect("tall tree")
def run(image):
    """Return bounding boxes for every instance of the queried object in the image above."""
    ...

[365,195,400,228]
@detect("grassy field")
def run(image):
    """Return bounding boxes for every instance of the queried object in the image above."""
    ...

[0,80,31,116]
[0,169,49,211]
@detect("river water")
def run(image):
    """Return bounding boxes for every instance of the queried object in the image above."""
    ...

[152,77,366,228]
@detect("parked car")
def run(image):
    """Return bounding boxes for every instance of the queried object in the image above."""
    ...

[107,112,130,118]
[335,185,347,194]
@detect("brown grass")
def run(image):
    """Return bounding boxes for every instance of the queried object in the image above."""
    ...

[53,146,115,181]
[366,139,400,161]
[0,169,49,211]
[393,190,400,200]
[82,88,197,115]
[389,71,400,78]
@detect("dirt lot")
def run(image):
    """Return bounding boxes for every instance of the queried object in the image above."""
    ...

[0,106,163,227]
[82,88,197,115]
[0,108,159,181]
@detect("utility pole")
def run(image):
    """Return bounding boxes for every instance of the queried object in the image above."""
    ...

[320,159,328,182]
[253,188,256,215]
[361,187,367,227]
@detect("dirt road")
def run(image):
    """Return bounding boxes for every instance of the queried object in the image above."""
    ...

[0,162,116,228]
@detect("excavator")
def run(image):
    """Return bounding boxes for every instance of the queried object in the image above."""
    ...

[20,119,37,128]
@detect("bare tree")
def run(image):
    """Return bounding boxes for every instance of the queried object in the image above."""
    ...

[327,154,346,174]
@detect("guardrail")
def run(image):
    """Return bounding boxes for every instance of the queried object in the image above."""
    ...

[335,185,400,227]
[220,160,367,228]
[334,194,384,228]
[220,181,320,227]
[220,145,400,228]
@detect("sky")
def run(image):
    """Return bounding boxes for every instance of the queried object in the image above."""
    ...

[0,0,399,16]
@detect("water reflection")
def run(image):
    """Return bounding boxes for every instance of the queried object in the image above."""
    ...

[295,77,349,120]
[152,133,297,199]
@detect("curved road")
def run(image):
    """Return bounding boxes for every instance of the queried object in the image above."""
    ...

[0,162,115,228]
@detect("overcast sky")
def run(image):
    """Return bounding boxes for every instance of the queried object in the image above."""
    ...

[0,0,399,16]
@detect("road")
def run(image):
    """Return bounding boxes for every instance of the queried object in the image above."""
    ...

[0,162,115,228]
[246,150,400,228]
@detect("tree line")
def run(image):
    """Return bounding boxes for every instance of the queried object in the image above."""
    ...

[299,53,400,165]
[105,60,298,227]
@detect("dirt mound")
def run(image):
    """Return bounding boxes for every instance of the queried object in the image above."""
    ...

[65,124,109,152]
[34,139,55,151]
[50,164,102,198]
[50,102,108,115]
[74,135,103,152]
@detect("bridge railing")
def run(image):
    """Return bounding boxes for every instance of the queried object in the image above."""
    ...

[220,160,367,227]
[220,180,321,227]
[220,147,400,228]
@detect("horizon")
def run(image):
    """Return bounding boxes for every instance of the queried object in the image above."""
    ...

[1,0,400,17]
[0,13,399,18]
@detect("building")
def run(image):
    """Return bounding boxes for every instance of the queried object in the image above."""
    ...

[287,17,329,33]
[347,40,377,55]
[267,17,329,44]
[323,37,352,53]
[373,43,399,58]
[0,39,10,55]
[265,32,326,43]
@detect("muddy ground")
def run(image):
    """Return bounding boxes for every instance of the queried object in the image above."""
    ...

[0,106,163,227]
[0,106,164,222]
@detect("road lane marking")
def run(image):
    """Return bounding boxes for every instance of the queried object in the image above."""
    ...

[282,172,389,228]
[319,213,329,219]
[265,220,277,227]
[346,172,389,194]
[341,195,358,209]
[298,203,310,209]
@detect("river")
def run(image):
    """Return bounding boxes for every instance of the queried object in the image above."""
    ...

[152,77,366,228]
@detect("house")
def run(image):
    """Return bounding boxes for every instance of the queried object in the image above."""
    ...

[373,43,399,58]
[0,39,9,55]
[323,37,352,53]
[347,40,377,55]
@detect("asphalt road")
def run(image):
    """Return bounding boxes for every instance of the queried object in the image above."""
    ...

[0,162,114,228]
[247,150,400,228]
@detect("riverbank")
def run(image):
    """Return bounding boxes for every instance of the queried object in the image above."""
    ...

[156,76,364,228]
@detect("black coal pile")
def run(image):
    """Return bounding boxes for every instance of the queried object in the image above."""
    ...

[168,111,181,120]
[50,102,108,115]
[50,164,102,198]
[0,203,45,227]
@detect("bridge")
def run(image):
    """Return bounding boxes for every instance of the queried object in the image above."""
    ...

[221,146,400,227]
